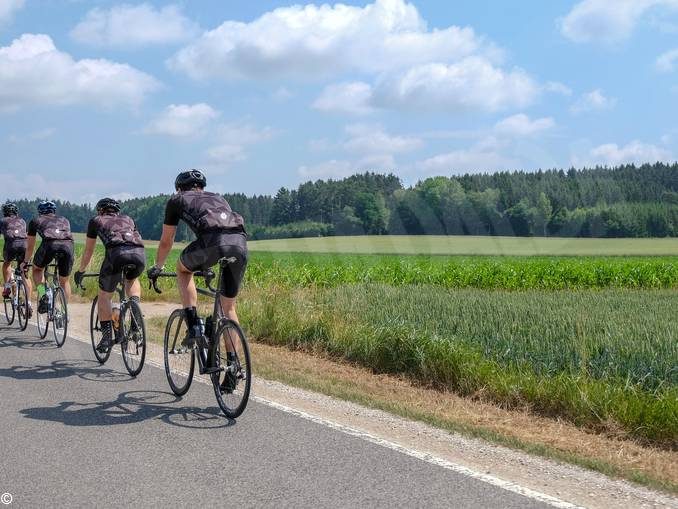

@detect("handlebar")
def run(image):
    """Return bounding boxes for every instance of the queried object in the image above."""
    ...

[148,269,217,294]
[76,273,99,291]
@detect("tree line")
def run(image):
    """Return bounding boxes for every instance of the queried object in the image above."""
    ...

[4,162,678,240]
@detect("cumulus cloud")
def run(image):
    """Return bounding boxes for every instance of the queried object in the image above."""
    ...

[545,81,573,96]
[206,123,276,165]
[298,159,354,179]
[144,103,219,138]
[560,0,678,44]
[343,123,422,155]
[314,59,538,115]
[0,0,24,25]
[656,48,678,72]
[573,140,674,167]
[570,89,616,114]
[0,34,159,111]
[416,137,515,175]
[170,0,489,80]
[371,59,537,112]
[313,82,374,115]
[494,114,555,137]
[71,3,199,48]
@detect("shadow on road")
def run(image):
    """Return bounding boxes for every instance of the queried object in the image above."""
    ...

[0,334,58,351]
[0,359,132,383]
[20,390,235,429]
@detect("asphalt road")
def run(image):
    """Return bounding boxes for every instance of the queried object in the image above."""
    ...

[0,324,552,509]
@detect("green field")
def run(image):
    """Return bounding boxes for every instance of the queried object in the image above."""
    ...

[248,235,678,256]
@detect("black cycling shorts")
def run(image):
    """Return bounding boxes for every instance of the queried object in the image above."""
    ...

[179,233,248,298]
[99,246,146,293]
[33,240,74,277]
[3,240,26,264]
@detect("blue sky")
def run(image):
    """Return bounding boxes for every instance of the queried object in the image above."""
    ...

[0,0,677,203]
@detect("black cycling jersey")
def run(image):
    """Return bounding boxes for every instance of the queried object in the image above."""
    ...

[87,213,144,249]
[0,216,27,241]
[28,214,74,241]
[164,190,245,243]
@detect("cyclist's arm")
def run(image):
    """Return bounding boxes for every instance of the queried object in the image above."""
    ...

[154,224,176,269]
[78,237,97,272]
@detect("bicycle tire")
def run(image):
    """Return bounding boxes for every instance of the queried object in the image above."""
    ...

[16,281,29,332]
[211,318,252,419]
[164,309,195,396]
[52,287,67,347]
[3,291,15,326]
[90,297,111,364]
[36,294,49,339]
[121,300,146,377]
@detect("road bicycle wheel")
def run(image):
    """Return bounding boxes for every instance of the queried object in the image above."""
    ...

[211,318,252,419]
[36,294,49,339]
[89,296,111,364]
[52,287,68,348]
[121,300,146,377]
[16,281,29,332]
[164,309,195,396]
[3,290,15,326]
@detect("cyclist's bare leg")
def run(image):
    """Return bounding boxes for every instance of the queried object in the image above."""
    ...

[2,261,12,286]
[32,266,45,288]
[124,278,141,300]
[59,276,71,302]
[176,260,197,308]
[97,289,114,321]
[219,296,239,353]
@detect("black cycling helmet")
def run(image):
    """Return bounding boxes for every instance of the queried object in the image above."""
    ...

[37,200,56,215]
[2,203,18,217]
[96,197,120,213]
[175,169,207,191]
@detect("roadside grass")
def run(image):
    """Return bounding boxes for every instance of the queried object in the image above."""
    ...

[238,285,678,448]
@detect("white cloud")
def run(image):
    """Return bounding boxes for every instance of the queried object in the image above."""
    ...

[71,3,199,48]
[573,140,674,167]
[315,58,539,115]
[570,89,616,114]
[0,0,24,25]
[371,59,538,113]
[560,0,678,44]
[0,34,159,111]
[313,82,374,115]
[144,103,219,138]
[298,159,354,179]
[343,124,422,155]
[416,137,515,175]
[494,114,555,137]
[170,0,489,80]
[545,81,573,96]
[0,172,122,204]
[206,123,275,165]
[656,48,678,72]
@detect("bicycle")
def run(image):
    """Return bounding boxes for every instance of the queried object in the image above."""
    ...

[2,260,31,331]
[36,255,68,347]
[150,257,251,419]
[76,266,147,377]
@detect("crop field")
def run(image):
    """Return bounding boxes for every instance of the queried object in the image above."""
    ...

[2,235,676,447]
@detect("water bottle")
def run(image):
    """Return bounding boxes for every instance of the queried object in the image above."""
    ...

[46,287,53,309]
[205,316,213,339]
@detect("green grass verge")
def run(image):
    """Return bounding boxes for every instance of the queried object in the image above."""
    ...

[239,285,678,448]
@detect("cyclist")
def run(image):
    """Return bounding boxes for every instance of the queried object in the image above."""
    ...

[147,170,247,389]
[74,198,146,353]
[1,203,30,316]
[23,201,74,314]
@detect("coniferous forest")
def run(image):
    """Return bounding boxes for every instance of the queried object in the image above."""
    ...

[5,163,678,241]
